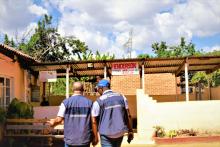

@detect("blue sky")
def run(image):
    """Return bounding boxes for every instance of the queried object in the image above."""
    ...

[0,0,220,58]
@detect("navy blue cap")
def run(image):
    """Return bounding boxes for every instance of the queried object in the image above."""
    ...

[97,79,110,87]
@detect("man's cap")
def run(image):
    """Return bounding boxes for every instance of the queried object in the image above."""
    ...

[97,79,110,87]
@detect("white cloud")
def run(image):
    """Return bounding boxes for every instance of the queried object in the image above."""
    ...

[1,0,220,57]
[0,0,46,41]
[56,0,176,57]
[55,0,220,57]
[173,0,220,37]
[203,45,220,52]
[29,4,48,16]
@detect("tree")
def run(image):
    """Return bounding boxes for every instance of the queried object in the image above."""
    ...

[4,34,15,47]
[205,50,220,56]
[191,48,220,88]
[137,53,151,58]
[191,70,220,87]
[152,41,170,57]
[171,37,200,57]
[18,14,88,62]
[151,37,202,58]
[78,50,115,61]
[4,34,10,45]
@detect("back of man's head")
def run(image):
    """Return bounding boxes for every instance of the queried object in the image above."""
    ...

[73,82,84,93]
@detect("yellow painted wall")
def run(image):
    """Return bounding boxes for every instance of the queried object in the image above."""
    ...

[0,54,25,101]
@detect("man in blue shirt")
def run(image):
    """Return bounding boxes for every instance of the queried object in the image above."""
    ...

[48,82,98,147]
[91,79,133,147]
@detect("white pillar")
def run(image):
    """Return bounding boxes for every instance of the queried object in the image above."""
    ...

[185,62,189,101]
[66,65,70,98]
[104,66,107,79]
[142,64,145,91]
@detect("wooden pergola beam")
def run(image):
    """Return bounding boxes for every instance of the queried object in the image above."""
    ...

[175,59,186,76]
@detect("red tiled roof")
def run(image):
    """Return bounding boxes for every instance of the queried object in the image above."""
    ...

[0,44,39,63]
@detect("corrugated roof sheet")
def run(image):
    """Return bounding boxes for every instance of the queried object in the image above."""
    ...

[30,56,220,77]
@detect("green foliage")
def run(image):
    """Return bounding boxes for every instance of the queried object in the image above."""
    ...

[167,130,177,138]
[0,107,6,124]
[49,78,76,95]
[7,98,33,119]
[4,34,16,47]
[191,70,220,87]
[153,126,166,137]
[153,127,198,138]
[94,50,115,60]
[150,37,220,88]
[137,53,151,58]
[151,37,202,58]
[18,14,88,62]
[79,50,115,61]
[152,41,171,57]
[205,50,220,56]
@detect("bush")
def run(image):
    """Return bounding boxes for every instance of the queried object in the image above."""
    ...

[0,107,6,124]
[153,126,166,137]
[7,98,33,119]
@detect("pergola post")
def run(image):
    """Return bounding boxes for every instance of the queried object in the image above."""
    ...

[66,65,70,98]
[142,64,145,91]
[184,60,189,101]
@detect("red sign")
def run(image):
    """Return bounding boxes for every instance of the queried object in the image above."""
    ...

[112,62,139,75]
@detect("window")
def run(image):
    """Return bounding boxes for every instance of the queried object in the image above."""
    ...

[0,76,13,107]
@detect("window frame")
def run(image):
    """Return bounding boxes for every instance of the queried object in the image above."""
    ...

[0,75,13,107]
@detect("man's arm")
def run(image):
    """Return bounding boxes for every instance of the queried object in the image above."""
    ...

[91,117,99,146]
[47,103,65,127]
[47,116,64,127]
[126,109,134,143]
[91,101,100,146]
[126,109,133,132]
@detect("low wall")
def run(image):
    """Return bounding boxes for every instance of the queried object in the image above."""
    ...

[151,87,220,102]
[47,95,137,118]
[37,94,137,121]
[34,106,59,119]
[137,89,220,141]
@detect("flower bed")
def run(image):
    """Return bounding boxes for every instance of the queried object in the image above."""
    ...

[154,135,220,144]
[153,126,220,144]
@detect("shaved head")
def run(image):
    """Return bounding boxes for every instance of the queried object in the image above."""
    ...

[73,82,84,92]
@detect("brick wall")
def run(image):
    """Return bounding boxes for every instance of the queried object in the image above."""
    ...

[145,73,176,95]
[111,73,177,95]
[111,75,140,95]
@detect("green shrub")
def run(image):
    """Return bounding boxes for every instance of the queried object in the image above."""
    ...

[7,98,33,119]
[153,126,166,137]
[167,130,177,138]
[0,107,6,124]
